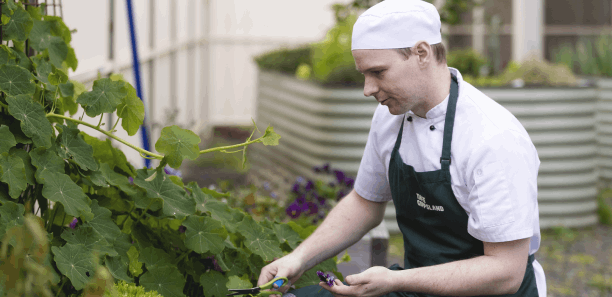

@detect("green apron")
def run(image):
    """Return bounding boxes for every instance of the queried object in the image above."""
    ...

[287,74,539,296]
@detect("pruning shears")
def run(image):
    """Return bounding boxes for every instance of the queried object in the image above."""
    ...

[227,277,289,296]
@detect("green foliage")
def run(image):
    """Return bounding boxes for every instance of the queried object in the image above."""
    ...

[0,3,316,297]
[105,281,163,297]
[552,33,612,77]
[446,48,488,78]
[597,188,612,225]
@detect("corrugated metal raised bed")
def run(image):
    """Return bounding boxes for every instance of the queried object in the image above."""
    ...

[250,70,602,232]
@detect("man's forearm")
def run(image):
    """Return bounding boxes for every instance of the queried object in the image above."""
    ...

[389,255,524,296]
[291,190,386,272]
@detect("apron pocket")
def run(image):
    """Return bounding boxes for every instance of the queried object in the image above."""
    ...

[474,161,516,228]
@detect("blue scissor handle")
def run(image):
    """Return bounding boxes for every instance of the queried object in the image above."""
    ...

[273,278,285,288]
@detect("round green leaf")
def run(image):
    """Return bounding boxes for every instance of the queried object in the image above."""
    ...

[0,125,17,154]
[139,266,186,297]
[41,172,92,219]
[200,271,228,297]
[155,125,201,168]
[0,201,24,239]
[236,216,283,262]
[6,94,53,148]
[116,83,144,136]
[51,243,97,290]
[226,275,252,291]
[80,200,122,242]
[138,246,173,271]
[61,226,118,257]
[29,19,52,52]
[0,153,26,199]
[9,147,35,186]
[55,124,98,171]
[182,215,227,254]
[76,78,126,117]
[0,65,36,96]
[132,170,195,219]
[105,255,133,283]
[30,146,65,184]
[2,8,32,42]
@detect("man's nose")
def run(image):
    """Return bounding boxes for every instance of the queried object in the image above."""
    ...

[363,77,378,97]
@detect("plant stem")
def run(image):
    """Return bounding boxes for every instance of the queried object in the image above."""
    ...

[96,113,104,128]
[46,113,268,160]
[133,201,153,224]
[46,113,164,159]
[120,204,136,228]
[199,138,262,155]
[0,101,8,109]
[55,277,67,297]
[174,250,190,265]
[47,206,58,232]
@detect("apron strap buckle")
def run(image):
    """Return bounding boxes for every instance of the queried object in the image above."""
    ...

[440,157,451,165]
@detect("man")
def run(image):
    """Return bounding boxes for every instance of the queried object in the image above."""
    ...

[258,0,545,296]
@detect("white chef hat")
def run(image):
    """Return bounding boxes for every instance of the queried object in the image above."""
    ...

[351,0,442,50]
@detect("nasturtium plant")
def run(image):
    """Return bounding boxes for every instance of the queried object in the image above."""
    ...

[0,1,343,296]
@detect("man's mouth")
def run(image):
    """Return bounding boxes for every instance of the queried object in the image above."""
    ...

[380,98,389,105]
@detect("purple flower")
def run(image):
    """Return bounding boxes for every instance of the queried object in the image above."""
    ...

[322,163,330,173]
[271,192,278,199]
[69,218,78,229]
[317,271,335,287]
[305,180,314,191]
[263,182,271,191]
[296,176,305,185]
[291,183,301,194]
[128,176,134,184]
[325,274,336,287]
[314,166,322,173]
[306,201,319,215]
[334,170,345,184]
[296,194,306,204]
[179,226,186,233]
[317,271,326,281]
[205,256,223,272]
[344,177,355,188]
[286,201,303,218]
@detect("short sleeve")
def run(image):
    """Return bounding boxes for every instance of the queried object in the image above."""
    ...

[354,110,393,202]
[465,131,539,242]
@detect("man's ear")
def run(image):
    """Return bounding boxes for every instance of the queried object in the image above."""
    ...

[414,40,432,67]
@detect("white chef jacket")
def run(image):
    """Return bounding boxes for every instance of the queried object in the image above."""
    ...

[354,67,546,296]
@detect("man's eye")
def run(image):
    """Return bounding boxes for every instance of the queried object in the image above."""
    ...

[373,70,383,75]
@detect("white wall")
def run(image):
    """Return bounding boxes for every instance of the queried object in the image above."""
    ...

[59,0,348,168]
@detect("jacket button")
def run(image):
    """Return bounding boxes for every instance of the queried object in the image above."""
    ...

[407,116,412,122]
[430,125,435,131]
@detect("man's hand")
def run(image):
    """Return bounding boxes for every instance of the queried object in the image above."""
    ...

[258,254,305,297]
[319,266,393,297]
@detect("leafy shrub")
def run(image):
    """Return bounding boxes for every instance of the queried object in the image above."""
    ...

[0,2,342,296]
[597,189,612,225]
[497,54,577,86]
[446,48,489,77]
[552,33,612,77]
[105,281,163,297]
[254,45,312,76]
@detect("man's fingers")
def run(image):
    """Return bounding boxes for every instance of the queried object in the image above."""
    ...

[345,274,364,285]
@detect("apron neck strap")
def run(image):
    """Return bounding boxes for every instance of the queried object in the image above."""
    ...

[440,73,459,171]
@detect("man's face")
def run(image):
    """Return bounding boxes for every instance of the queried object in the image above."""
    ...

[353,48,429,116]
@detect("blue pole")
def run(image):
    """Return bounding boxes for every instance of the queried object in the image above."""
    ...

[126,0,151,168]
